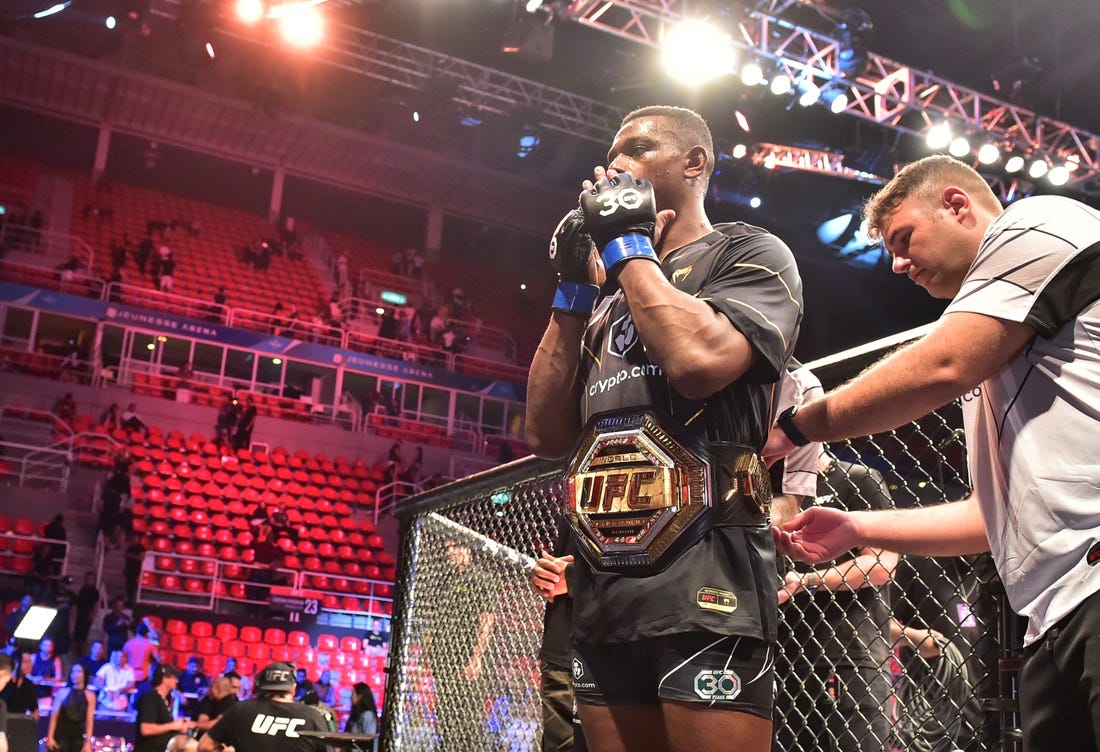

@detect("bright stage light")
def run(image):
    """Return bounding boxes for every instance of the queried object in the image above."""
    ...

[925,122,952,150]
[1004,155,1025,173]
[827,91,848,114]
[731,144,748,159]
[525,0,543,11]
[1047,165,1070,186]
[749,196,762,209]
[236,0,265,24]
[797,81,821,107]
[661,19,737,85]
[33,2,70,19]
[977,143,1000,164]
[948,136,971,158]
[1027,159,1049,179]
[770,74,791,95]
[106,15,116,28]
[278,5,324,47]
[740,63,764,86]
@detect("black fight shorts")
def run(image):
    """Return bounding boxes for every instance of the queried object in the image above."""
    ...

[571,632,774,719]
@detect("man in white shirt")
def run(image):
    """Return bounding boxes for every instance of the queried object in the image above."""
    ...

[96,649,137,711]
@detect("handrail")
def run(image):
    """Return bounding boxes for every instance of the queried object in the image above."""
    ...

[136,550,395,613]
[0,224,96,270]
[0,531,70,575]
[374,480,419,525]
[106,282,228,323]
[0,259,105,299]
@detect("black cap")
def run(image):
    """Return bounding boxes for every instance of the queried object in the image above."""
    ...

[152,663,178,685]
[255,662,297,692]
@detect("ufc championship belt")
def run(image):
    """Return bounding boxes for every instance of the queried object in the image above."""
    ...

[565,410,771,574]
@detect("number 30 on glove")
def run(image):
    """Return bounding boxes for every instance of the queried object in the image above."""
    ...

[579,173,660,273]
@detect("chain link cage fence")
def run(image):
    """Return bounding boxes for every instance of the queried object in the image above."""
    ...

[380,331,1021,752]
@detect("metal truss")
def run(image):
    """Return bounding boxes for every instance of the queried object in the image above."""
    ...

[566,0,1100,195]
[152,0,626,144]
[746,142,885,185]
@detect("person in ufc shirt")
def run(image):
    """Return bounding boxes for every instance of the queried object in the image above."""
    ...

[198,662,328,752]
[527,105,802,751]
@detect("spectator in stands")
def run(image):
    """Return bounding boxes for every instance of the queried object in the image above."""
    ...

[407,246,424,278]
[293,668,312,702]
[256,241,272,272]
[209,286,227,323]
[159,253,176,293]
[377,308,399,341]
[192,675,236,738]
[365,618,388,652]
[385,440,403,484]
[428,308,446,345]
[345,681,378,738]
[44,514,66,569]
[30,542,56,602]
[221,663,248,700]
[214,397,239,450]
[136,664,195,752]
[1,651,40,720]
[30,637,63,696]
[247,522,279,618]
[390,247,407,276]
[96,649,136,711]
[327,293,342,326]
[121,403,148,434]
[301,689,338,732]
[135,235,153,275]
[336,250,349,290]
[102,597,132,655]
[110,237,128,281]
[28,210,43,251]
[313,670,335,706]
[232,397,257,452]
[178,657,209,713]
[401,446,423,487]
[123,534,146,606]
[72,572,100,657]
[99,403,121,431]
[123,621,159,684]
[409,308,426,343]
[45,663,96,752]
[78,641,107,690]
[5,596,32,638]
[52,393,77,425]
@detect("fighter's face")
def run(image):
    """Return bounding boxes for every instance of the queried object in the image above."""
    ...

[606,117,682,208]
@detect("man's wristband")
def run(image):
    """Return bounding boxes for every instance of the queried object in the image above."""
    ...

[599,234,659,272]
[800,571,822,593]
[551,281,600,317]
[776,405,811,447]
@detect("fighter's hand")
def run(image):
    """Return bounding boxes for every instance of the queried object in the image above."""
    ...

[762,425,796,467]
[580,172,661,272]
[530,551,572,601]
[548,209,601,285]
[773,506,858,563]
[776,570,802,606]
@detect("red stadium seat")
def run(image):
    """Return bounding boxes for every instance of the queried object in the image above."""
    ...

[271,645,295,662]
[316,634,338,651]
[246,643,270,662]
[215,623,238,642]
[192,621,213,638]
[197,637,221,655]
[171,634,195,652]
[263,628,286,646]
[287,631,310,648]
[222,640,246,658]
[341,636,361,653]
[240,626,262,643]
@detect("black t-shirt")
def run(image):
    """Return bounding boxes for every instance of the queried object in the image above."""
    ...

[788,461,894,668]
[0,696,7,733]
[192,693,237,726]
[134,688,175,752]
[103,611,132,652]
[570,224,803,645]
[206,696,328,752]
[0,677,40,715]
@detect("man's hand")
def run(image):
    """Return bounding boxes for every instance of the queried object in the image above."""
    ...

[464,654,483,681]
[773,506,859,563]
[549,209,599,284]
[762,425,795,467]
[530,552,573,601]
[776,571,803,606]
[579,173,660,272]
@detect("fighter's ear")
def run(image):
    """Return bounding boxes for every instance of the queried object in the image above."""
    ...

[685,145,708,180]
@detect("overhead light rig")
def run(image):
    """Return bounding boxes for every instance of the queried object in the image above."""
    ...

[565,0,1100,197]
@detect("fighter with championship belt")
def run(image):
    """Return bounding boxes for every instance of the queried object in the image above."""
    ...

[527,106,803,752]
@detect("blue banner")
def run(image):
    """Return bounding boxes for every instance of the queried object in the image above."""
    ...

[0,282,523,399]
